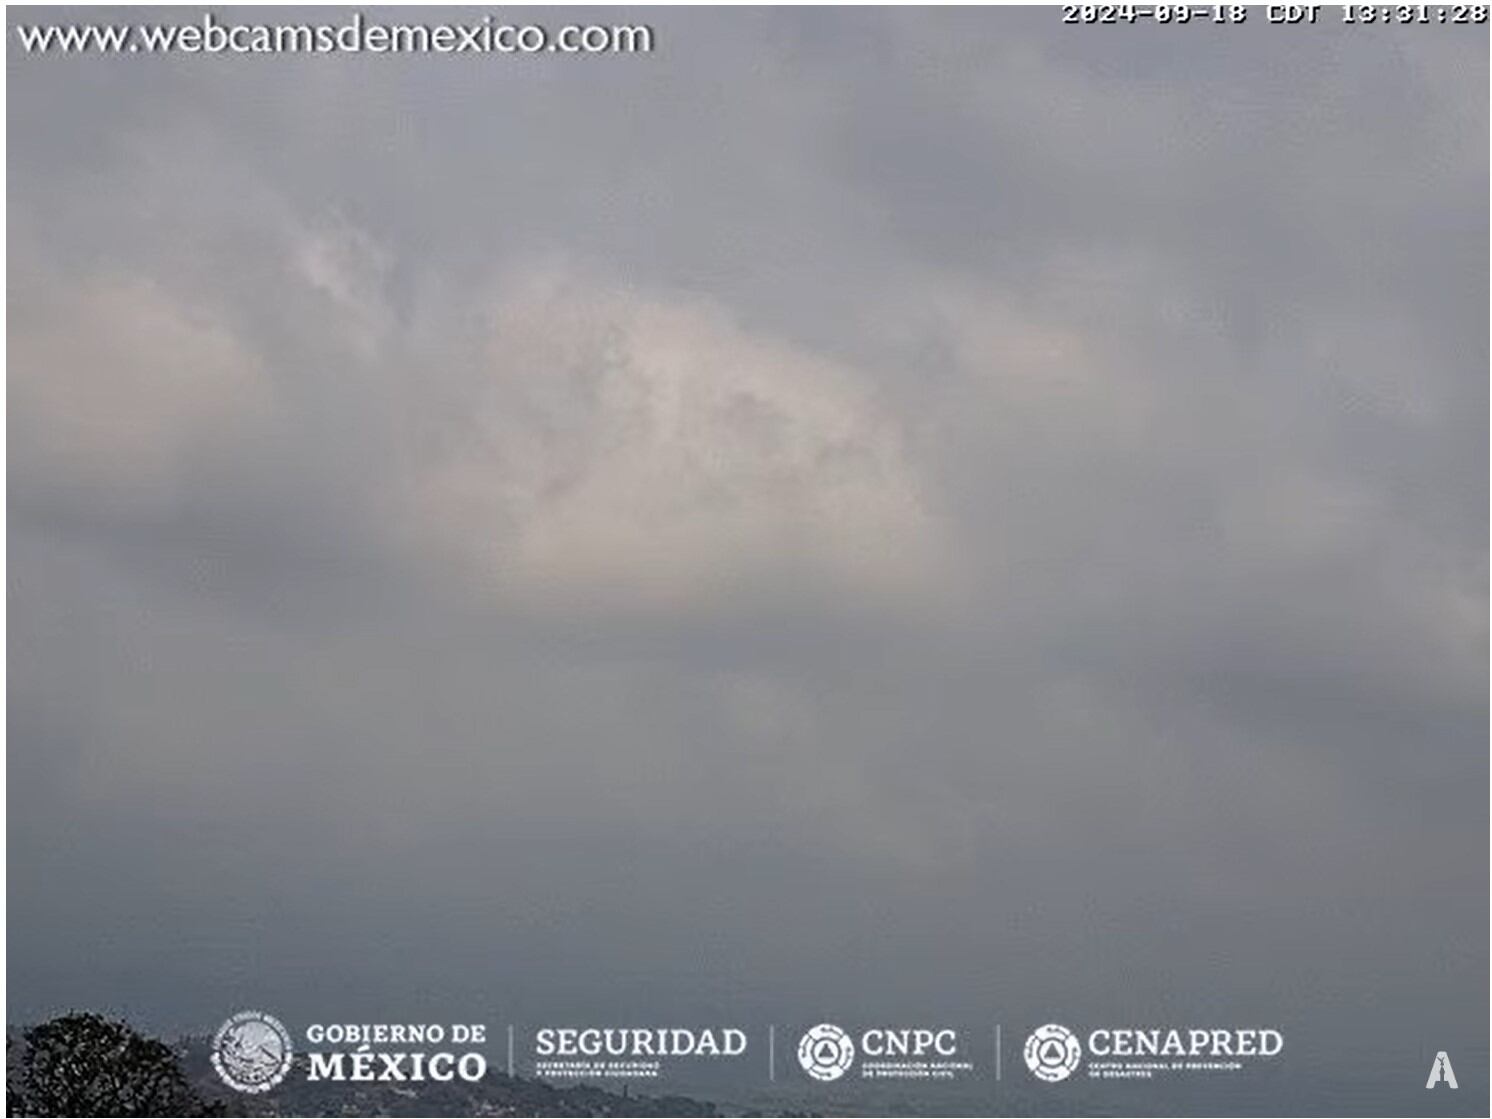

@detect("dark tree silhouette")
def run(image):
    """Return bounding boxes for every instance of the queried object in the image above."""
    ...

[9,1012,222,1117]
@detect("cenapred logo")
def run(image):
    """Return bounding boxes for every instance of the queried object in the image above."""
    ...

[1024,1023,1282,1083]
[1025,1023,1082,1083]
[797,1023,855,1081]
[212,1010,294,1093]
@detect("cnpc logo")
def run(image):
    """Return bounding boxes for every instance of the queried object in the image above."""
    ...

[865,1027,959,1058]
[797,1023,960,1082]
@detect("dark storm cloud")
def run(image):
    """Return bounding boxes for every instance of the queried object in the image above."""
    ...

[7,7,1485,1108]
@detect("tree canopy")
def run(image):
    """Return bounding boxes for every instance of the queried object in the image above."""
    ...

[9,1012,222,1117]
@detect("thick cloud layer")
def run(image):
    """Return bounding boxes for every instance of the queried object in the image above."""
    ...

[8,8,1486,1111]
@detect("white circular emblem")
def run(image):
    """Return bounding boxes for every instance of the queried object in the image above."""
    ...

[212,1010,293,1093]
[797,1022,855,1081]
[1024,1022,1081,1083]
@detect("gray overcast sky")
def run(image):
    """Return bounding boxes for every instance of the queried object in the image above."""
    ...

[7,6,1487,1112]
